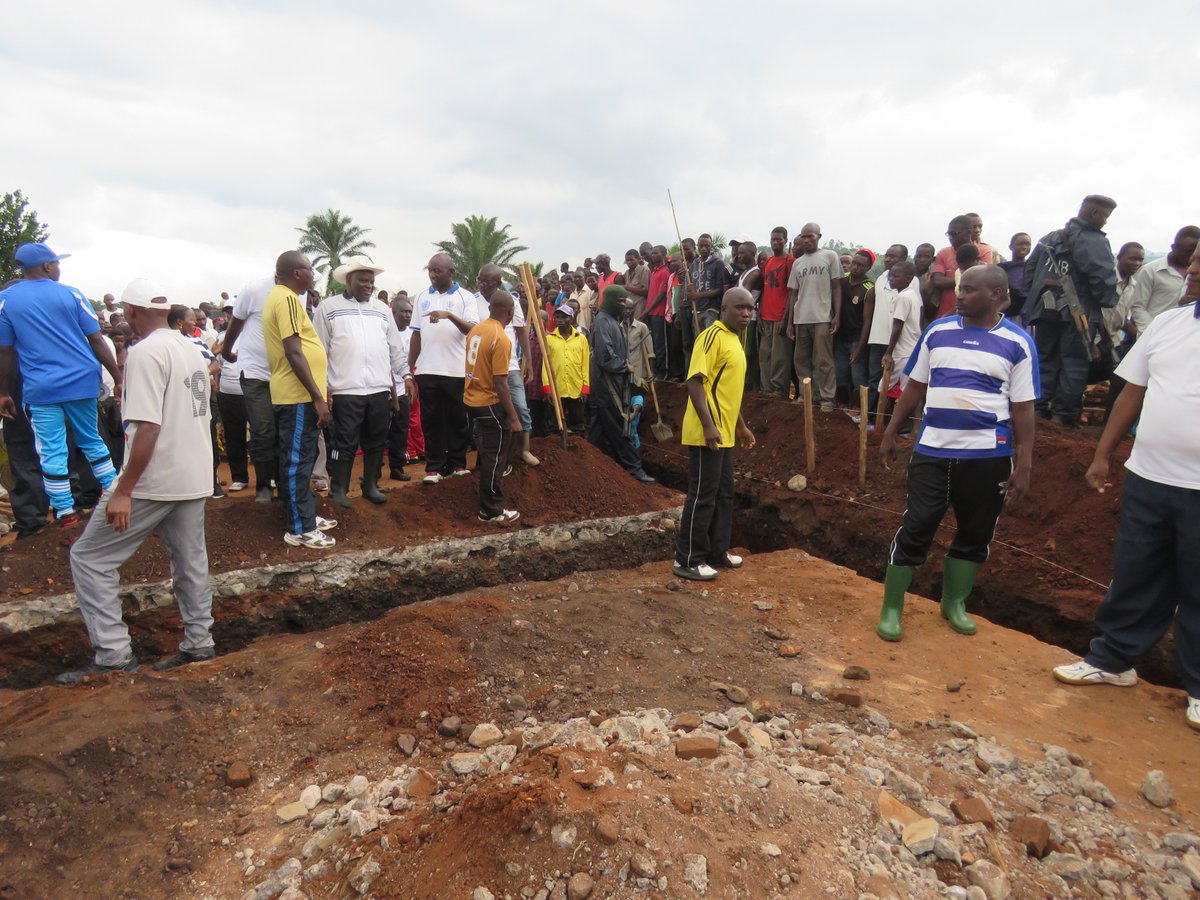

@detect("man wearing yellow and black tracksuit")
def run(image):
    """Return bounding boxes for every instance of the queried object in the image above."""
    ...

[674,288,757,581]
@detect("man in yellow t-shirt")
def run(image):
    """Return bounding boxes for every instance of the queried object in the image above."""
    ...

[261,251,335,549]
[464,291,522,524]
[674,287,757,581]
[541,303,590,433]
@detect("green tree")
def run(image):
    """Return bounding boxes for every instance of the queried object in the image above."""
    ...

[434,215,528,291]
[0,191,49,286]
[295,209,376,295]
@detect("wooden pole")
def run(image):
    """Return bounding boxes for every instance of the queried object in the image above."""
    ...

[802,377,815,474]
[667,189,703,336]
[874,359,893,433]
[520,263,567,447]
[858,384,869,486]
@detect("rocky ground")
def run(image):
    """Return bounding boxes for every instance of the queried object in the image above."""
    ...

[1,551,1196,899]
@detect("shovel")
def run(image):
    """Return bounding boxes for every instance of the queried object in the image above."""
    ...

[642,342,674,442]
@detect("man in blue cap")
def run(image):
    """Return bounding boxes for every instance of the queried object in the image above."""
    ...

[0,243,121,527]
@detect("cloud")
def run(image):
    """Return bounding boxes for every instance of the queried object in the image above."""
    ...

[3,0,1198,301]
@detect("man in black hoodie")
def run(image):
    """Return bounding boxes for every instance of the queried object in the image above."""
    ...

[588,285,655,483]
[1024,195,1119,426]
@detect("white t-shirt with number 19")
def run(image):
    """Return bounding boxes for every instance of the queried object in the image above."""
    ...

[117,327,214,501]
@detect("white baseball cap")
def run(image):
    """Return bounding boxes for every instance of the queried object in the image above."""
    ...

[121,277,169,309]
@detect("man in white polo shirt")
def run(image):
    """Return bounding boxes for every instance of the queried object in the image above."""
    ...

[220,274,278,504]
[313,256,410,507]
[58,278,216,683]
[877,265,1039,642]
[409,252,480,484]
[1053,243,1200,732]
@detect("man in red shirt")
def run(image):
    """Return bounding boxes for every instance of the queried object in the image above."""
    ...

[932,216,994,318]
[757,226,793,396]
[645,244,671,380]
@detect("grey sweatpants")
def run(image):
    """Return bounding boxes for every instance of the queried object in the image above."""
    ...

[69,495,214,666]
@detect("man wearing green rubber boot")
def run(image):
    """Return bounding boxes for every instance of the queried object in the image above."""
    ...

[877,266,1039,641]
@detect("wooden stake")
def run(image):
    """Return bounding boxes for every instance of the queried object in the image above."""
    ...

[667,189,703,336]
[519,263,567,447]
[874,358,893,433]
[802,377,815,474]
[858,384,869,486]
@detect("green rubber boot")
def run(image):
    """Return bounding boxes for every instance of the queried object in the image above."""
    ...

[876,565,914,642]
[326,458,354,509]
[940,557,981,635]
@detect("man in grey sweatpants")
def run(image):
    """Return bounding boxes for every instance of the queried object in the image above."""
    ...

[57,277,217,684]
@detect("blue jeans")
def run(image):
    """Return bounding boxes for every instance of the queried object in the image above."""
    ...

[833,337,868,393]
[26,398,116,515]
[507,370,532,432]
[1085,471,1200,697]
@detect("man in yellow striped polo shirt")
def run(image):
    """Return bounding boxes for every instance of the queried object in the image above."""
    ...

[674,287,757,581]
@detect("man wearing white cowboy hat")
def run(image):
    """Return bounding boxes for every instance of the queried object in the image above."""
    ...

[312,256,411,507]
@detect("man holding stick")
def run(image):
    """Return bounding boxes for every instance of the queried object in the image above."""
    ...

[674,288,757,582]
[876,266,1038,641]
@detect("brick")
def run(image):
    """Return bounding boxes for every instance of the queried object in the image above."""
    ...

[951,796,996,829]
[675,735,720,760]
[225,762,251,789]
[1009,815,1051,859]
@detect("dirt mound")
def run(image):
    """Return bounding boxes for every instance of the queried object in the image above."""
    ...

[0,436,680,602]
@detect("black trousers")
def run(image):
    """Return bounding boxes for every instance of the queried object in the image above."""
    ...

[889,452,1012,566]
[98,398,124,471]
[667,319,686,380]
[275,402,320,535]
[1034,313,1090,423]
[648,315,668,380]
[217,392,250,484]
[588,399,644,475]
[240,374,278,477]
[4,439,50,536]
[560,396,586,433]
[1085,472,1200,696]
[675,445,735,568]
[328,391,390,460]
[468,404,513,518]
[415,374,470,475]
[388,394,411,468]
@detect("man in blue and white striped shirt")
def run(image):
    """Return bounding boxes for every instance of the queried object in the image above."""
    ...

[876,265,1039,642]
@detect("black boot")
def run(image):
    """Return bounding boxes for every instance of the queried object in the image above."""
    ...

[327,457,353,508]
[254,461,275,504]
[361,449,387,504]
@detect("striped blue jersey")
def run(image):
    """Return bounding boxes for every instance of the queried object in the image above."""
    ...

[904,315,1039,458]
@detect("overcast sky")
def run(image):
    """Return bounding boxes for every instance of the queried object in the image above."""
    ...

[4,1,1198,300]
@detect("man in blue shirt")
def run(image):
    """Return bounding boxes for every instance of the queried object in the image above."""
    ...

[877,265,1039,642]
[0,243,121,527]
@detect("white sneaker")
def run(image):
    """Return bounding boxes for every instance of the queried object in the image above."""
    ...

[422,472,443,485]
[311,476,329,492]
[228,481,247,492]
[1188,697,1200,732]
[451,468,472,477]
[718,553,744,569]
[1053,660,1138,687]
[284,530,336,549]
[315,516,337,532]
[479,509,520,524]
[672,562,718,581]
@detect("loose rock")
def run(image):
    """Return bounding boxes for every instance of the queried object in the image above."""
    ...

[682,855,708,894]
[952,796,996,829]
[787,474,808,492]
[594,813,621,845]
[566,872,594,900]
[438,715,462,737]
[966,859,1011,899]
[395,733,416,756]
[1009,815,1051,858]
[275,802,308,825]
[299,785,321,810]
[1141,770,1174,808]
[468,724,504,749]
[551,823,577,850]
[842,665,871,681]
[675,735,720,760]
[225,762,252,789]
[902,817,939,856]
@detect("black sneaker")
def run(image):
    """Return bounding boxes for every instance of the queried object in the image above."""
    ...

[255,485,273,504]
[153,648,216,671]
[56,657,139,685]
[390,469,412,482]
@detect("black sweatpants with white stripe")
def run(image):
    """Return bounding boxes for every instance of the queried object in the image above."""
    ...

[889,452,1012,566]
[675,445,734,568]
[468,404,513,518]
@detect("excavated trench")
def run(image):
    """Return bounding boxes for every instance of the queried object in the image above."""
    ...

[0,510,680,690]
[641,458,1182,691]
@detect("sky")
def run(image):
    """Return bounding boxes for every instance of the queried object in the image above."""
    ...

[4,0,1199,301]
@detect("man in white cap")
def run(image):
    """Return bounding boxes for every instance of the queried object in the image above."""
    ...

[312,256,411,507]
[58,278,216,683]
[0,243,122,528]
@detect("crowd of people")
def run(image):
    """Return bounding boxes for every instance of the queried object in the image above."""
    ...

[0,197,1197,732]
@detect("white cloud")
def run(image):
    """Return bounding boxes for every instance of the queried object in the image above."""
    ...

[3,0,1198,301]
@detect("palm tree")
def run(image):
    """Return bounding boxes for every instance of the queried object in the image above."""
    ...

[295,209,376,294]
[434,215,528,290]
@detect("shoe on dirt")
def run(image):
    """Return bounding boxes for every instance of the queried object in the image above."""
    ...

[255,486,273,504]
[673,563,718,581]
[713,553,744,569]
[478,509,520,524]
[315,516,337,532]
[153,648,216,671]
[56,657,139,685]
[284,530,336,549]
[422,472,443,485]
[228,482,248,492]
[55,512,81,530]
[1052,660,1137,687]
[1187,697,1200,731]
[451,468,472,477]
[389,469,412,482]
